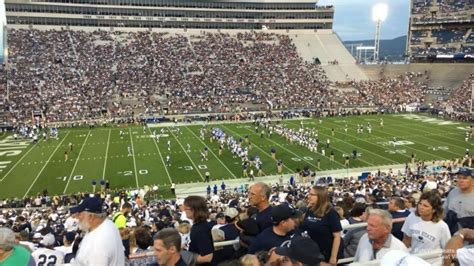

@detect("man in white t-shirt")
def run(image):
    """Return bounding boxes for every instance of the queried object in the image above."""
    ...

[32,233,64,265]
[353,209,407,262]
[69,196,124,266]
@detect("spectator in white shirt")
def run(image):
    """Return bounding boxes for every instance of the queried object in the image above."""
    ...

[353,209,407,262]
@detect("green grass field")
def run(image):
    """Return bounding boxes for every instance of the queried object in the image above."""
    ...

[0,113,471,199]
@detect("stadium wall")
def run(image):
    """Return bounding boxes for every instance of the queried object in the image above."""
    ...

[360,63,474,89]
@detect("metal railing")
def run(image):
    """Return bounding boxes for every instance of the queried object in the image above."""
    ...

[129,216,444,265]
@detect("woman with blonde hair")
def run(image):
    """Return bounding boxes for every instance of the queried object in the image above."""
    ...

[299,185,342,265]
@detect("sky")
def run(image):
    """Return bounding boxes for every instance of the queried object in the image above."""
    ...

[318,0,410,41]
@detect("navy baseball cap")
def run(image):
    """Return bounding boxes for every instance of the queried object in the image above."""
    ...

[275,236,322,266]
[455,168,472,177]
[69,197,104,214]
[271,204,299,224]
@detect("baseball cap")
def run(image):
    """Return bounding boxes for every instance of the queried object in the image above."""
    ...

[274,237,323,265]
[33,232,43,239]
[69,197,104,214]
[216,212,225,219]
[455,168,472,177]
[225,208,239,220]
[40,233,56,247]
[271,204,298,224]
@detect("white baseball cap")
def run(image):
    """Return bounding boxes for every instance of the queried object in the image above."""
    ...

[40,233,56,247]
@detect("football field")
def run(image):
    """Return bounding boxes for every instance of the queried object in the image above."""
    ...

[0,114,471,199]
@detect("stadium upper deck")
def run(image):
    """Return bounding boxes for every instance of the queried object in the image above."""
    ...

[5,0,334,29]
[407,0,473,62]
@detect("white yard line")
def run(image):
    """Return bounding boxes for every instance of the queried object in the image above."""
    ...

[169,128,204,180]
[321,119,410,162]
[63,131,91,194]
[185,127,238,179]
[243,126,343,169]
[222,125,294,172]
[101,129,111,180]
[349,119,449,160]
[283,121,382,166]
[23,132,70,198]
[147,128,173,184]
[129,128,139,188]
[0,144,36,182]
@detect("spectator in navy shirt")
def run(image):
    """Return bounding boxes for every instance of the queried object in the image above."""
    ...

[152,228,187,266]
[248,182,273,233]
[300,185,342,265]
[183,196,214,265]
[248,204,298,254]
[212,208,241,264]
[388,197,411,241]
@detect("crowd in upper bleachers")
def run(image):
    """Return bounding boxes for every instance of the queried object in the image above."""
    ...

[412,0,471,16]
[4,29,334,123]
[3,28,473,127]
[442,74,474,115]
[0,162,473,265]
[409,0,472,59]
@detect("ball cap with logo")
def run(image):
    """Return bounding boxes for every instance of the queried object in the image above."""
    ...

[455,167,472,177]
[271,204,300,224]
[274,236,323,266]
[69,197,104,214]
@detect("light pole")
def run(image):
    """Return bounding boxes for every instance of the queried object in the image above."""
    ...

[372,3,388,63]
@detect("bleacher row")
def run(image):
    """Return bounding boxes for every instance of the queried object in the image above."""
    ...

[409,0,472,60]
[411,0,470,15]
[1,28,473,127]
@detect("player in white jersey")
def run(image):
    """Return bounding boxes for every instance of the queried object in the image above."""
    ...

[166,155,171,166]
[128,145,132,157]
[167,140,171,151]
[120,129,124,139]
[187,143,191,153]
[32,234,64,266]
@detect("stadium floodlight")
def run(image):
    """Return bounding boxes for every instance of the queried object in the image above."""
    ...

[372,3,388,62]
[372,3,388,22]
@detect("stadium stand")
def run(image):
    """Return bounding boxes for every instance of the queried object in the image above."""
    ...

[0,0,473,265]
[408,0,473,62]
[0,164,472,265]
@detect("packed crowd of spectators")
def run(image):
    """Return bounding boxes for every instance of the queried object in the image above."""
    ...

[337,72,428,111]
[442,74,474,115]
[4,29,335,123]
[0,161,473,265]
[411,0,471,15]
[4,28,471,127]
[409,0,472,58]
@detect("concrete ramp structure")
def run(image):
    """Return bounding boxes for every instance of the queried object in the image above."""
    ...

[291,31,368,82]
[360,63,474,89]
